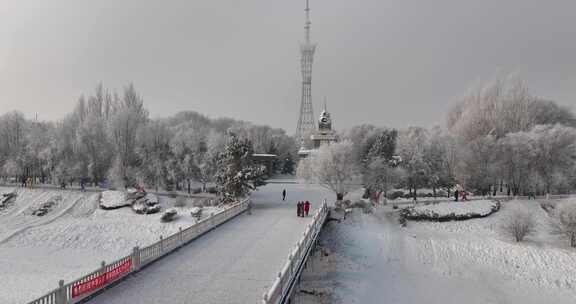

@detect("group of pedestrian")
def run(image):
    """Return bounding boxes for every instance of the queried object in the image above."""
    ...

[281,189,311,217]
[297,201,310,217]
[21,176,33,189]
[454,189,469,201]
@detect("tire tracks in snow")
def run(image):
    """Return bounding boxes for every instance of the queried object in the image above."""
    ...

[0,194,86,245]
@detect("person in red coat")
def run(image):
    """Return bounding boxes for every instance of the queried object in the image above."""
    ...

[304,201,310,217]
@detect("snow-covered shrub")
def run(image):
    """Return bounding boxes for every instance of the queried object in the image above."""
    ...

[190,207,203,221]
[402,200,500,222]
[552,202,576,247]
[502,207,536,242]
[161,208,178,222]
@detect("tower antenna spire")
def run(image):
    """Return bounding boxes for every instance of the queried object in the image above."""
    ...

[296,0,317,147]
[305,0,311,43]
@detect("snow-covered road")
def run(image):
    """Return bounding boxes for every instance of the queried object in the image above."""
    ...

[89,182,332,304]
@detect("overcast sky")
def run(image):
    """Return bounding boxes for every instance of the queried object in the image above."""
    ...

[0,0,575,133]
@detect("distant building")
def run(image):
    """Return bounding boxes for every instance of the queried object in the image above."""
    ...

[252,153,277,176]
[298,103,338,158]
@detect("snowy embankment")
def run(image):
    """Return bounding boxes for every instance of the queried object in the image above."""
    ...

[0,188,16,207]
[402,200,500,221]
[408,199,576,302]
[0,187,220,304]
[297,199,576,304]
[0,188,87,244]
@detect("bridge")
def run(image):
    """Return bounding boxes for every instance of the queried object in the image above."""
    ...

[77,182,331,304]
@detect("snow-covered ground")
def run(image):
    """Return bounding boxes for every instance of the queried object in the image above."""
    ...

[0,187,220,304]
[296,199,576,303]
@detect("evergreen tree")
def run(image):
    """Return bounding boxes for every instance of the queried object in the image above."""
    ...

[215,133,262,203]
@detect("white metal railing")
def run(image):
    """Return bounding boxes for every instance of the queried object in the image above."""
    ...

[26,199,250,304]
[262,199,328,304]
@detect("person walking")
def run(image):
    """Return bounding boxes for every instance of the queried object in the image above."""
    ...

[282,189,287,201]
[297,201,301,217]
[454,190,459,202]
[304,201,310,217]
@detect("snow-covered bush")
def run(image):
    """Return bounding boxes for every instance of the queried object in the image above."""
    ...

[502,207,536,242]
[552,202,576,247]
[401,200,500,222]
[190,207,203,221]
[161,208,178,222]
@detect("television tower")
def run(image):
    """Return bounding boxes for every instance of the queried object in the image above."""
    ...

[295,0,317,147]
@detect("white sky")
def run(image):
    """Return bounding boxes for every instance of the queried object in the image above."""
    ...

[0,0,575,133]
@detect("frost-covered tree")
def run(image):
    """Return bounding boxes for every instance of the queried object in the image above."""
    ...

[448,75,576,142]
[552,202,576,247]
[528,124,576,194]
[77,88,113,184]
[456,135,498,195]
[397,127,430,200]
[137,121,171,191]
[297,141,362,201]
[108,84,148,187]
[443,74,576,195]
[363,158,404,203]
[364,129,397,164]
[0,112,28,178]
[425,127,457,197]
[214,133,261,203]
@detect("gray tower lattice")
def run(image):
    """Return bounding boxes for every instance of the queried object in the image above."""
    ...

[295,0,317,146]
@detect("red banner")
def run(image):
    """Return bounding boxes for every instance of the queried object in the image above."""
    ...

[72,258,132,298]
